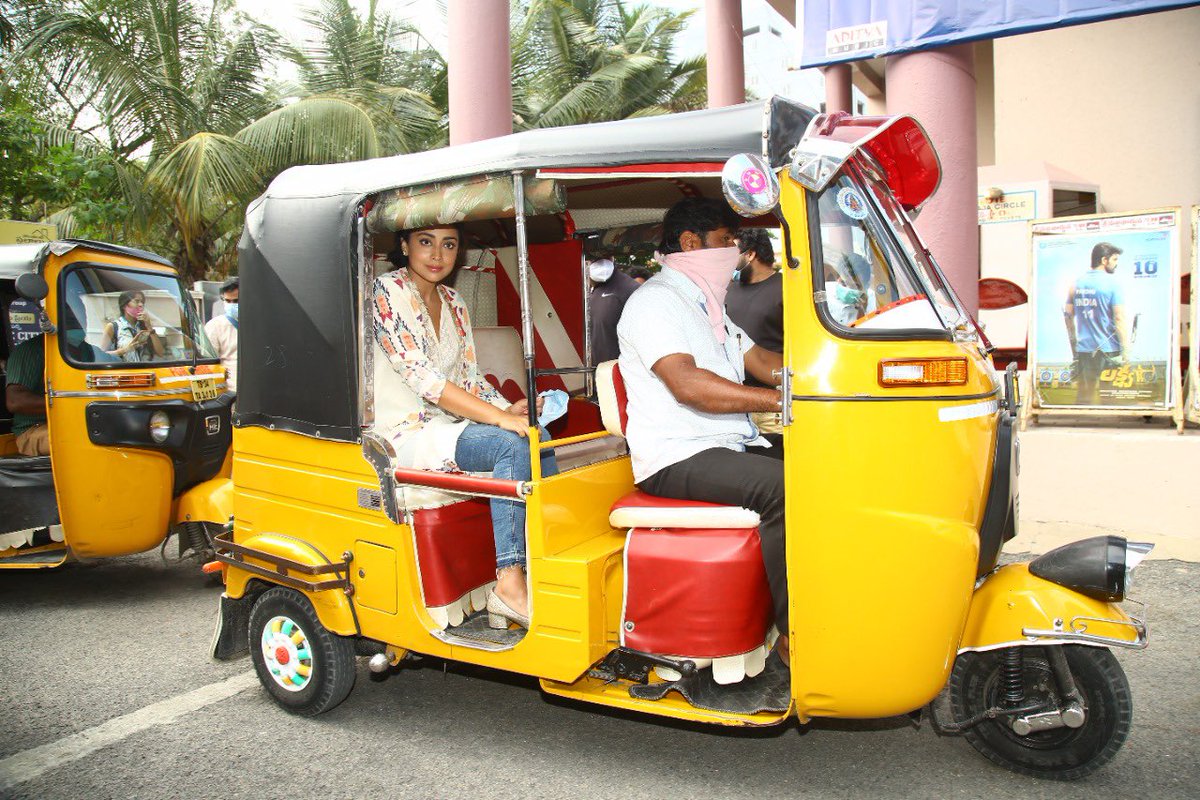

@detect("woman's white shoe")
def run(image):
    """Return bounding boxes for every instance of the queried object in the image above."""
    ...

[486,590,530,630]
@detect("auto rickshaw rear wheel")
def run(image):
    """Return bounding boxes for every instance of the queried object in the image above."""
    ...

[949,645,1132,780]
[248,587,356,716]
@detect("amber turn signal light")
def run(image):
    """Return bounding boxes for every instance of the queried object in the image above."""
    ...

[878,357,968,387]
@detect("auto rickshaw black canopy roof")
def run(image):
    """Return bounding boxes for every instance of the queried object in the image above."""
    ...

[236,97,816,441]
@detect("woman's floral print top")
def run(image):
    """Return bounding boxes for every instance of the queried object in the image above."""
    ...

[372,267,508,471]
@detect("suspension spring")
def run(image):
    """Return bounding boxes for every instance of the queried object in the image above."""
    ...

[1000,648,1025,707]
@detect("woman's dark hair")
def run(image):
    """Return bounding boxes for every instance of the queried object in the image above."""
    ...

[628,266,653,282]
[658,198,740,255]
[116,290,144,315]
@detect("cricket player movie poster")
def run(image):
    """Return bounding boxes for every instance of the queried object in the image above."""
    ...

[1030,210,1180,409]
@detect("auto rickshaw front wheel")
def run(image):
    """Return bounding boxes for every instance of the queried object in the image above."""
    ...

[248,587,356,716]
[949,645,1132,780]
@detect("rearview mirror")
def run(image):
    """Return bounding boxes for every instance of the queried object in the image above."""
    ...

[15,273,49,302]
[721,154,780,218]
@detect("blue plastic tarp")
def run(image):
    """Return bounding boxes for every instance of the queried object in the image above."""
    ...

[800,1,1198,67]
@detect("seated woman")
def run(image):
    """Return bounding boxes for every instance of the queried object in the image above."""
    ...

[372,225,557,630]
[100,290,165,362]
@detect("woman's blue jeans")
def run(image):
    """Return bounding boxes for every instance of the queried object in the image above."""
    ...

[454,423,558,570]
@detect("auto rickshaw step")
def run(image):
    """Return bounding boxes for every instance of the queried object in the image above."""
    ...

[435,609,527,650]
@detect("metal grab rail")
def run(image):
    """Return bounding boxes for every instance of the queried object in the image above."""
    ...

[392,466,531,500]
[537,429,613,451]
[210,529,352,594]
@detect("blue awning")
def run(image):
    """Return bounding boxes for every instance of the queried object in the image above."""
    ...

[801,1,1197,68]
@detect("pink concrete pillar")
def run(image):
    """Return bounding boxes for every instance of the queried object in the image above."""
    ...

[822,63,852,114]
[885,45,979,315]
[448,0,512,146]
[705,0,746,108]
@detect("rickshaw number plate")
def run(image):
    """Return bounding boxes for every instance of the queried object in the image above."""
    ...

[191,377,220,402]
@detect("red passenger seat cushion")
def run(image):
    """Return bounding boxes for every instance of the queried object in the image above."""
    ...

[410,499,496,608]
[622,527,772,658]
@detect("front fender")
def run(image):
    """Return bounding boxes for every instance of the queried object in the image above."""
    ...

[960,563,1144,652]
[223,533,357,636]
[173,476,233,526]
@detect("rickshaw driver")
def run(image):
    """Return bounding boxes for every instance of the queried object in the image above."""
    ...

[5,333,50,456]
[616,198,790,660]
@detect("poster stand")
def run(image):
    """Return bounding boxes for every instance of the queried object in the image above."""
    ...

[1187,205,1199,425]
[1020,207,1185,433]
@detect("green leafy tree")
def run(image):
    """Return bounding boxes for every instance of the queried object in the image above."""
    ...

[20,0,441,281]
[513,0,706,129]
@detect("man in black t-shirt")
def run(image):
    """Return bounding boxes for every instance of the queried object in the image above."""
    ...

[726,229,784,432]
[588,257,640,364]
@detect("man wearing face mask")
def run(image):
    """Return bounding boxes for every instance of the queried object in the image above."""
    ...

[205,277,239,392]
[588,254,640,364]
[616,197,789,660]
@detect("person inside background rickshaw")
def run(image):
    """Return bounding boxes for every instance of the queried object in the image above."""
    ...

[371,225,558,630]
[615,198,790,659]
[100,290,165,362]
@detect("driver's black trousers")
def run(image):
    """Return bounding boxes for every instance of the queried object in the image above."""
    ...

[637,434,787,632]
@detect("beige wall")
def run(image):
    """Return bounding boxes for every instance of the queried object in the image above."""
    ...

[992,7,1200,218]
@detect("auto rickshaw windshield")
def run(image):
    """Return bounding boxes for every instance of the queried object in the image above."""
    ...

[860,169,973,334]
[58,265,219,366]
[814,170,955,335]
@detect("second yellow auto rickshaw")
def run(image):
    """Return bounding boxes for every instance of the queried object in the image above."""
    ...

[0,239,234,569]
[211,97,1152,780]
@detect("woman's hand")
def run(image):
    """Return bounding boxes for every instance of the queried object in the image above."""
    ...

[507,395,545,419]
[493,410,529,437]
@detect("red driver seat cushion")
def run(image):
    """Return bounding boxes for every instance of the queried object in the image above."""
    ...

[622,526,773,658]
[410,499,496,608]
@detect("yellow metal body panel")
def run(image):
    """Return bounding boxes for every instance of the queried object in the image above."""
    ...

[225,425,639,684]
[223,531,357,634]
[540,674,791,728]
[354,541,398,614]
[960,564,1141,650]
[172,475,234,526]
[777,176,999,720]
[0,543,70,568]
[37,246,234,558]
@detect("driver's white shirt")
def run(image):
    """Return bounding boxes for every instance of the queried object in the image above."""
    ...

[616,267,767,484]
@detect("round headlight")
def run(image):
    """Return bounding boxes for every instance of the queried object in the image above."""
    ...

[149,410,171,443]
[1028,535,1130,601]
[1123,541,1155,595]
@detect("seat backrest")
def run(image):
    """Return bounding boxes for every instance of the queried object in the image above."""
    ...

[473,326,525,403]
[595,360,628,437]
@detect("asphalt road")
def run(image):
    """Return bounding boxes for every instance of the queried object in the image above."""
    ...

[0,552,1196,800]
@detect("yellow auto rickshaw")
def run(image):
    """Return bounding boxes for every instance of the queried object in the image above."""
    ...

[211,98,1152,780]
[0,239,234,568]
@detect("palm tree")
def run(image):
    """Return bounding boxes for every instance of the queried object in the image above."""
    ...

[21,0,439,282]
[512,0,706,129]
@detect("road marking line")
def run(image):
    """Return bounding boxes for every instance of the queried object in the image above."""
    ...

[0,671,257,792]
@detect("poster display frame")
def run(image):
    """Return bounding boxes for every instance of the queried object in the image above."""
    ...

[1020,206,1184,433]
[1187,205,1199,425]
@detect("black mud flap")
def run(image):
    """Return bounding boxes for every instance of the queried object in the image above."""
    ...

[629,653,791,714]
[211,594,251,661]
